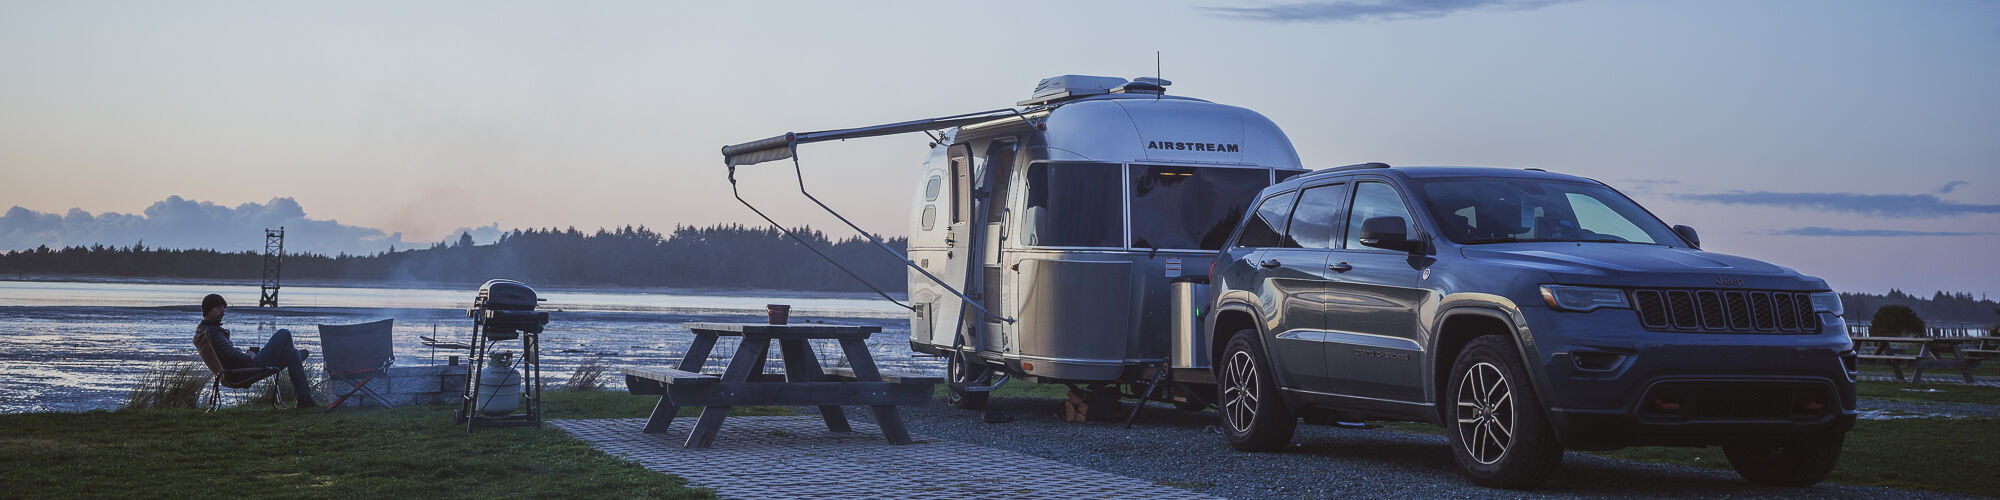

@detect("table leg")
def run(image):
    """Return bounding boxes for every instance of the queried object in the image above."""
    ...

[648,333,720,434]
[838,338,913,445]
[685,338,772,449]
[1914,343,1934,384]
[779,338,851,433]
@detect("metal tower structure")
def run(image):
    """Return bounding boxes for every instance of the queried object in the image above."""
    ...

[259,227,284,308]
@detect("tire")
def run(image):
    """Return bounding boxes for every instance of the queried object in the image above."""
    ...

[1218,328,1296,451]
[1723,434,1844,487]
[1446,335,1563,489]
[946,351,990,410]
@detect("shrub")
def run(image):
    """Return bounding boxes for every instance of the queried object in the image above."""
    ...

[120,361,211,410]
[560,357,609,392]
[1870,304,1927,337]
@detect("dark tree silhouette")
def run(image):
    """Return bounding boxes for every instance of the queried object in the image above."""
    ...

[1869,304,1926,337]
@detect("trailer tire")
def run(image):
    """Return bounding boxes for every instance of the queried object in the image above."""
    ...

[946,351,990,410]
[1219,328,1295,451]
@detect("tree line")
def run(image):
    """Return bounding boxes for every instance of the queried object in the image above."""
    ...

[1840,289,1999,327]
[0,224,909,293]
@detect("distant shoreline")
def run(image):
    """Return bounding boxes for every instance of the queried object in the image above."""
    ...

[0,274,907,301]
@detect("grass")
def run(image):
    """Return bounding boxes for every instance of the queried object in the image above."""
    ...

[1593,417,2000,497]
[0,391,794,499]
[1857,380,2000,405]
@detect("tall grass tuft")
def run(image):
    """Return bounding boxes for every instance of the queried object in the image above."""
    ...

[560,357,610,391]
[246,368,324,408]
[120,361,211,410]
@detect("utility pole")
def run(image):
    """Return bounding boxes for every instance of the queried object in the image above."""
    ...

[260,227,284,307]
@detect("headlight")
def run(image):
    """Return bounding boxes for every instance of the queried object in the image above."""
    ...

[1809,291,1843,315]
[1540,285,1630,312]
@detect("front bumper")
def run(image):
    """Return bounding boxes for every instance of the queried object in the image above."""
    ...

[1520,307,1857,450]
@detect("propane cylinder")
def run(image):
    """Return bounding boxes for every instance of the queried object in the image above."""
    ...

[477,352,522,416]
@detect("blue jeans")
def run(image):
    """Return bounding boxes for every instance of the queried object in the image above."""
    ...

[250,329,316,406]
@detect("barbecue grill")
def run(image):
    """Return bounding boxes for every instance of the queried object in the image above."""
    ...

[455,279,550,430]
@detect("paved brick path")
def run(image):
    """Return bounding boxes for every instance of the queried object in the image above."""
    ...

[552,416,1214,499]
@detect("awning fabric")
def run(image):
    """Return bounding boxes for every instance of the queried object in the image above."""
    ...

[721,108,1021,166]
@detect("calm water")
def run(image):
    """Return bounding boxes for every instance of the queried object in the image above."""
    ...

[0,280,932,414]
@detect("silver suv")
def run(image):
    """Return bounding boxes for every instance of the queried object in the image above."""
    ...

[1206,164,1856,488]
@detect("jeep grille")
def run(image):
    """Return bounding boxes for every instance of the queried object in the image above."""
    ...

[1630,289,1819,333]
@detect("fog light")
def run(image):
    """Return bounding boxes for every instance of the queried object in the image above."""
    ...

[1799,399,1825,411]
[1652,399,1682,411]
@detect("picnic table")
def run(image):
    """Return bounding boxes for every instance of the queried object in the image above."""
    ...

[1850,336,1982,383]
[1964,336,2000,360]
[622,322,936,449]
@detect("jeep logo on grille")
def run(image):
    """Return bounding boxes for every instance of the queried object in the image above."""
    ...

[1715,276,1745,287]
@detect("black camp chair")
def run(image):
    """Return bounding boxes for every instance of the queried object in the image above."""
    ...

[192,330,287,412]
[318,319,396,412]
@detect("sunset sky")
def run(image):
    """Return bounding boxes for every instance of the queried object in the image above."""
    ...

[2,0,1996,296]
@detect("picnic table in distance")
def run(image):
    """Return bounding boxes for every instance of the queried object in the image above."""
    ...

[622,322,938,448]
[1850,336,1983,383]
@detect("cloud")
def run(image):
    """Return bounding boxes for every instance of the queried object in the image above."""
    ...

[1769,227,1995,237]
[0,196,422,256]
[1675,191,2000,218]
[1938,180,1969,194]
[1203,0,1575,23]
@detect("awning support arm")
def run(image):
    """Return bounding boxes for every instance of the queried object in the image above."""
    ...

[727,164,913,311]
[780,148,1015,324]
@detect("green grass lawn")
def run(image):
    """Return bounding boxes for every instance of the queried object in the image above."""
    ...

[1592,417,2000,497]
[0,391,792,499]
[1858,380,2000,405]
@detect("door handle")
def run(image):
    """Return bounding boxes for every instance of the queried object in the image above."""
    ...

[1329,262,1353,273]
[1259,259,1282,269]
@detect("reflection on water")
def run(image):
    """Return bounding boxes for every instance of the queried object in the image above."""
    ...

[0,280,935,414]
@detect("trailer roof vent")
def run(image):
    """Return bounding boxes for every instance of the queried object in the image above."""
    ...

[1113,77,1171,95]
[1018,75,1129,106]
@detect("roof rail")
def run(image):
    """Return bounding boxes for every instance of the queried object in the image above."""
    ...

[1326,162,1391,173]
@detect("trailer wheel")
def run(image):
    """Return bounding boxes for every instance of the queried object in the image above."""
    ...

[1219,328,1295,451]
[946,351,990,410]
[1446,335,1562,489]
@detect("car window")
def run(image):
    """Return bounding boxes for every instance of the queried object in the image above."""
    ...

[1345,182,1414,250]
[1415,178,1677,245]
[1235,190,1297,248]
[1284,184,1346,249]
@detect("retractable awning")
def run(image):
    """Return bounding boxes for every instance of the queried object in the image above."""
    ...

[720,108,1022,167]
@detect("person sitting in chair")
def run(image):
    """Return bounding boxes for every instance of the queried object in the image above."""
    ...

[196,294,318,408]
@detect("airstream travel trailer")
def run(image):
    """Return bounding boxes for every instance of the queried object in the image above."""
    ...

[721,75,1306,411]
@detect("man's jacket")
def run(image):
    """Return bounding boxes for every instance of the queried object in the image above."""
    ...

[196,320,253,369]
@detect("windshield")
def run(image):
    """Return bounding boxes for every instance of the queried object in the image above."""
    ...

[1413,178,1683,246]
[1131,165,1271,250]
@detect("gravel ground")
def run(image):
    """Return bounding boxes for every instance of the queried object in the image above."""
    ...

[844,394,1979,499]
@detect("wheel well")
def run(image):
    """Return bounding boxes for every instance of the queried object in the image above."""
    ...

[1432,311,1516,424]
[1210,308,1258,368]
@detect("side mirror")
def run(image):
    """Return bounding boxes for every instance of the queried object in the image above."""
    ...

[1673,224,1701,249]
[1359,216,1422,253]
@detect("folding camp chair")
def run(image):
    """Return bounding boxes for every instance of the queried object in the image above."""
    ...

[192,330,285,412]
[318,319,396,412]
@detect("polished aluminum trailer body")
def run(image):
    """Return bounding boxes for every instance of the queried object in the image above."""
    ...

[903,78,1306,384]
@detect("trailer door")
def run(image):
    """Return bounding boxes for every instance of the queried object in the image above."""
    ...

[980,139,1019,352]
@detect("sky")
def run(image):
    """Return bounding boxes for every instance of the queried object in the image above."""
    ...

[1,0,1996,296]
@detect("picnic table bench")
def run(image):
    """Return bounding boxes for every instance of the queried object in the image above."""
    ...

[623,322,934,448]
[1962,336,2000,360]
[1850,336,1982,383]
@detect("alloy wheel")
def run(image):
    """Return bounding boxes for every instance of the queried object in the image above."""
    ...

[1455,361,1515,465]
[1223,350,1260,433]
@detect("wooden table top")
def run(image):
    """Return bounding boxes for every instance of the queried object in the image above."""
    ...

[685,322,882,339]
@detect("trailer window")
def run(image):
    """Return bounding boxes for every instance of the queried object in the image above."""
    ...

[1023,162,1122,247]
[1131,165,1271,250]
